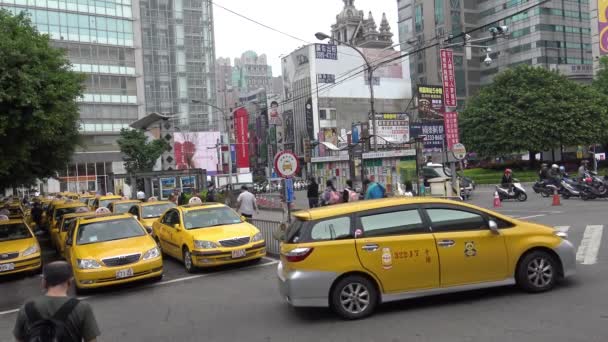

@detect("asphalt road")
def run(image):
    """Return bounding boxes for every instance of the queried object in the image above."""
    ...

[1,188,607,341]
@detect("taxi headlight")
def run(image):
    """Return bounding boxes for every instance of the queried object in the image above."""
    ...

[77,259,101,269]
[194,240,218,249]
[22,245,39,257]
[554,231,568,239]
[252,232,263,242]
[143,247,161,260]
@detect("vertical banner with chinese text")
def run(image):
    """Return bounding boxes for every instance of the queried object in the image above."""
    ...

[440,49,457,108]
[234,107,250,169]
[444,111,459,150]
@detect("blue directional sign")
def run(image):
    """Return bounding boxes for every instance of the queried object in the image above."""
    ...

[285,178,294,203]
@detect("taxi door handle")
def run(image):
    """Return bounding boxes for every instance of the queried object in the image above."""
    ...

[437,240,455,247]
[362,244,379,252]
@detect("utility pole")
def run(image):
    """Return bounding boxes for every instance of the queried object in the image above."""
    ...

[315,32,378,152]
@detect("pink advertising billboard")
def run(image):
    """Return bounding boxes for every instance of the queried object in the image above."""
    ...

[173,132,220,174]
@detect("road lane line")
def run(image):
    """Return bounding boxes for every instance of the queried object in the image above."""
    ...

[516,214,546,220]
[0,259,279,316]
[576,225,604,265]
[554,226,570,233]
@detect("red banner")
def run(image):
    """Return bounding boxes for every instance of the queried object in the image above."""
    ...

[234,107,250,169]
[440,49,457,108]
[444,111,459,150]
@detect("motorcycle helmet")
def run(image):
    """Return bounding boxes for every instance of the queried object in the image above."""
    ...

[585,177,593,184]
[551,164,558,169]
[505,168,512,174]
[559,166,565,172]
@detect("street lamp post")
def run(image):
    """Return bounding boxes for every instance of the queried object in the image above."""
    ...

[191,100,234,192]
[315,32,378,152]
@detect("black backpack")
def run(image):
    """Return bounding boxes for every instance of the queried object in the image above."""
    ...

[24,298,79,342]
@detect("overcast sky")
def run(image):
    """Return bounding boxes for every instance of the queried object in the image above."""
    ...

[213,0,399,75]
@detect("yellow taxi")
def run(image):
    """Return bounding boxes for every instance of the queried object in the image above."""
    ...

[90,195,122,211]
[107,200,141,214]
[64,213,163,293]
[128,201,176,234]
[2,203,25,219]
[43,199,66,229]
[49,202,89,243]
[0,217,41,276]
[78,194,94,204]
[54,212,96,256]
[152,202,266,273]
[277,198,576,319]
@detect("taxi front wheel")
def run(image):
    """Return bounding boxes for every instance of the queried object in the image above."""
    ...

[183,248,197,273]
[516,250,558,293]
[330,275,378,320]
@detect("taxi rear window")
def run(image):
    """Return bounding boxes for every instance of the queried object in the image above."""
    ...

[55,206,86,220]
[0,223,32,242]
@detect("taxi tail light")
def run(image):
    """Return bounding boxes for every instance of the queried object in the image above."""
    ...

[284,247,314,262]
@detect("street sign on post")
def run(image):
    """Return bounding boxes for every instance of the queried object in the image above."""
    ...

[274,151,299,178]
[285,178,294,203]
[452,143,467,160]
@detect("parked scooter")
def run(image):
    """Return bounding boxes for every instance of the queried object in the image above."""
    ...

[496,179,527,202]
[533,181,554,198]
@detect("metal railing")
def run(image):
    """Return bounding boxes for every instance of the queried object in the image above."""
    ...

[249,219,282,257]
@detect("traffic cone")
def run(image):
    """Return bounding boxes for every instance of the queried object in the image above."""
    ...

[552,189,561,206]
[493,191,501,208]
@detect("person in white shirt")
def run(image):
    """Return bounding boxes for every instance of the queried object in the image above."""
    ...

[136,190,146,202]
[236,185,258,220]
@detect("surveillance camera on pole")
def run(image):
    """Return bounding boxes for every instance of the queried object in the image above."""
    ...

[489,25,509,38]
[484,54,492,66]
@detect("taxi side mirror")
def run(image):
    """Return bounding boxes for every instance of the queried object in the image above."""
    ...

[145,226,153,234]
[272,222,287,242]
[488,220,499,235]
[173,223,181,230]
[241,216,247,222]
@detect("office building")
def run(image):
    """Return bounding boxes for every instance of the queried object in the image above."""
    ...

[397,0,593,108]
[232,51,273,96]
[140,0,217,131]
[1,0,146,193]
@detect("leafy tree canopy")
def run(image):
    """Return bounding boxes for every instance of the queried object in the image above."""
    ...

[117,128,170,174]
[460,65,608,158]
[0,10,84,188]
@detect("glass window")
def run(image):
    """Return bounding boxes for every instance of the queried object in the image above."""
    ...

[426,208,487,232]
[142,203,177,218]
[76,218,145,245]
[309,217,351,241]
[183,207,242,230]
[0,223,32,242]
[360,210,426,237]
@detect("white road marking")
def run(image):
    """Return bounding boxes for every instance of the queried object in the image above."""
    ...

[516,214,546,220]
[576,225,604,265]
[0,258,278,316]
[554,226,570,233]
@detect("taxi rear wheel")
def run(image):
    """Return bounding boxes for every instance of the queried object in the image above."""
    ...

[516,250,558,293]
[183,248,197,273]
[330,275,378,320]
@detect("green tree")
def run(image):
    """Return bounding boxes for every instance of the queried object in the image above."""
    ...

[592,56,608,97]
[460,65,608,162]
[0,10,85,188]
[117,128,170,174]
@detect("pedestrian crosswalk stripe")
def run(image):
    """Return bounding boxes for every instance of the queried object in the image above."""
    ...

[575,225,604,265]
[554,226,570,233]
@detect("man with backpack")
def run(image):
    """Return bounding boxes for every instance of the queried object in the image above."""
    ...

[364,178,386,199]
[342,180,359,203]
[13,261,100,342]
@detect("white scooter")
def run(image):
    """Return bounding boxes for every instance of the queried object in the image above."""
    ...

[496,180,527,202]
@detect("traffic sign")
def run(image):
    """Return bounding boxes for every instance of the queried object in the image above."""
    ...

[274,151,299,178]
[451,143,467,160]
[285,178,294,203]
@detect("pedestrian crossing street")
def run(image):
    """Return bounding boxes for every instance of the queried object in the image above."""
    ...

[553,225,604,265]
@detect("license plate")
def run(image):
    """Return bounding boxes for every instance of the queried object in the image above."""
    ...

[231,249,246,259]
[0,263,15,272]
[116,268,134,279]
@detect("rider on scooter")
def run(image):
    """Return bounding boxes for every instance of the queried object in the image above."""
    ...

[501,169,514,195]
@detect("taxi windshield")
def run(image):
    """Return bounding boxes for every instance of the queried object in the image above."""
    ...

[76,218,145,245]
[142,203,176,218]
[55,206,87,220]
[0,223,32,242]
[113,203,135,214]
[8,208,23,217]
[183,207,241,230]
[79,198,89,203]
[99,199,118,208]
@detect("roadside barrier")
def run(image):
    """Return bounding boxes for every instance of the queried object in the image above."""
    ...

[249,219,282,256]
